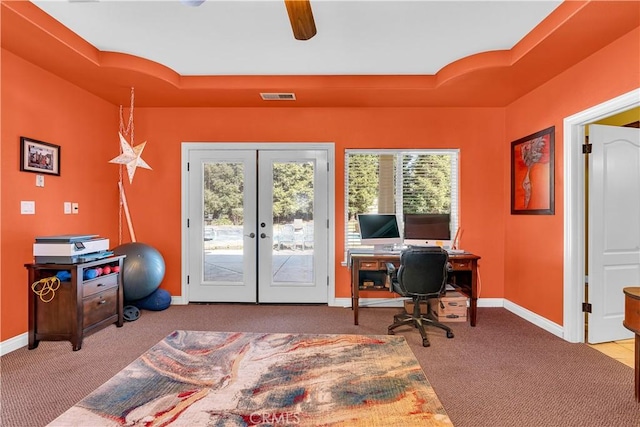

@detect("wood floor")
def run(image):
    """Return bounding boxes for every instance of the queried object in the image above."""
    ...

[589,339,635,368]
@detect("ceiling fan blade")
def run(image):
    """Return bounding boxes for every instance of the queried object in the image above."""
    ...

[284,0,317,41]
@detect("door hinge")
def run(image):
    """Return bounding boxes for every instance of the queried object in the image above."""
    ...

[582,302,592,313]
[582,143,592,154]
[187,162,190,171]
[327,219,329,228]
[327,276,329,287]
[187,275,190,285]
[187,218,190,228]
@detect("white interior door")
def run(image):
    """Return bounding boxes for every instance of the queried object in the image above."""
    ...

[587,124,640,343]
[185,147,329,304]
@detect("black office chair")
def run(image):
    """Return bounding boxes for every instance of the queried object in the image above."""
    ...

[386,246,454,347]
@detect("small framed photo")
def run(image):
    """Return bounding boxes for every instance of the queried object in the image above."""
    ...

[20,136,60,176]
[511,126,554,215]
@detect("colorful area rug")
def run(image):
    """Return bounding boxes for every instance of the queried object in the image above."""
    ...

[48,331,453,426]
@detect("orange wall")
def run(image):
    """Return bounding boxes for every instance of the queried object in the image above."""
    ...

[2,25,638,343]
[1,46,507,343]
[124,107,506,304]
[504,27,640,325]
[1,50,120,340]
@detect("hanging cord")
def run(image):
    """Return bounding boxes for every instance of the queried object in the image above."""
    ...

[31,277,61,303]
[117,87,135,245]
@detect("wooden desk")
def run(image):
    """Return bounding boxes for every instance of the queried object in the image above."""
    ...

[349,251,481,326]
[623,287,640,402]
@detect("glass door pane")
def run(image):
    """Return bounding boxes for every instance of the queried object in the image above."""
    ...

[203,161,245,283]
[271,160,314,284]
[258,150,328,303]
[188,150,257,302]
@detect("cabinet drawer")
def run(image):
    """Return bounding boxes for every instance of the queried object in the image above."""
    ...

[83,274,118,298]
[359,261,380,271]
[450,260,471,270]
[83,289,117,327]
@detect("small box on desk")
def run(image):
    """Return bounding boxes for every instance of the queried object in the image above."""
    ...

[359,280,387,290]
[429,291,468,322]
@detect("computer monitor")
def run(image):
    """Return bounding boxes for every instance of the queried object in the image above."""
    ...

[356,214,402,252]
[403,213,452,247]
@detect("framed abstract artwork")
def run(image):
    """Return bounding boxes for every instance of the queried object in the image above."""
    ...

[20,136,61,176]
[511,126,554,215]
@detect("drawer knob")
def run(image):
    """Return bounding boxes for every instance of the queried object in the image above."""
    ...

[98,300,107,305]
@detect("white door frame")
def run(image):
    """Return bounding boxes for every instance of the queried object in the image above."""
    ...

[563,88,640,343]
[180,142,336,306]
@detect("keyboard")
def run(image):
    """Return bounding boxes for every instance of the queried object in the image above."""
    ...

[446,249,465,254]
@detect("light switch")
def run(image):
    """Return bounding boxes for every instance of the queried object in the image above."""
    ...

[72,202,79,214]
[36,175,45,187]
[64,202,72,214]
[21,201,35,214]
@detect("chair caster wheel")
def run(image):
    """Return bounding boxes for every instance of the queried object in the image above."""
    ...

[446,331,454,339]
[422,339,430,347]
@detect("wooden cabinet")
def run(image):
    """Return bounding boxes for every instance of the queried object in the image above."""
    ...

[25,256,125,351]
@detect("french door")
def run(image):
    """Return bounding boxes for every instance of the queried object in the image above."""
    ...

[184,146,329,303]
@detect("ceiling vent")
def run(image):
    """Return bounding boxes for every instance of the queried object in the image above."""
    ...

[260,93,296,101]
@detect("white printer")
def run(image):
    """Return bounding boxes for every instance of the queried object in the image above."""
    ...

[33,234,111,263]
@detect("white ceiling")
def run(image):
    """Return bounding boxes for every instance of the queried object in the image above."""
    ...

[31,0,562,76]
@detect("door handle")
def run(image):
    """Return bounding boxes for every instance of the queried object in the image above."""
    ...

[260,233,269,239]
[245,233,256,238]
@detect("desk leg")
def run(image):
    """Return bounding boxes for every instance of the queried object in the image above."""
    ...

[353,297,359,325]
[635,334,639,402]
[470,260,478,327]
[470,298,477,327]
[27,269,40,350]
[351,266,359,325]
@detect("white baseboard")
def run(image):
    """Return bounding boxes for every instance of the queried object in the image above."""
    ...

[503,299,564,338]
[333,296,505,309]
[477,298,503,307]
[332,296,564,338]
[1,333,28,356]
[331,297,406,308]
[171,296,187,305]
[0,299,185,356]
[1,297,565,355]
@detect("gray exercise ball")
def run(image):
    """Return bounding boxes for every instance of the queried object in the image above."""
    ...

[113,242,166,302]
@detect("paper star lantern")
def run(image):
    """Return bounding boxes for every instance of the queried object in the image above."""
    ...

[109,132,152,183]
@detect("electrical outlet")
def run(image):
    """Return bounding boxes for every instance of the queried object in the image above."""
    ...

[21,201,35,214]
[64,202,72,214]
[72,202,79,214]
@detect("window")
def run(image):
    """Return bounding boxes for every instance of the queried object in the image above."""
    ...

[344,149,459,254]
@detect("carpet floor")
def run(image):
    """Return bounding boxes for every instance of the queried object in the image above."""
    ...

[1,305,638,426]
